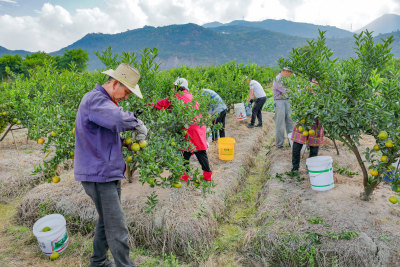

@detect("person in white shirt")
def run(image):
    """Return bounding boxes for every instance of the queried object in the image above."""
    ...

[246,78,267,128]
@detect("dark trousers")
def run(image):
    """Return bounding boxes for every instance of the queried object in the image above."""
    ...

[292,142,319,171]
[212,109,227,141]
[82,180,136,267]
[183,150,211,172]
[250,96,267,125]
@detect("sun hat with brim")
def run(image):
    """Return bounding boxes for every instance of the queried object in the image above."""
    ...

[102,63,143,98]
[174,77,189,90]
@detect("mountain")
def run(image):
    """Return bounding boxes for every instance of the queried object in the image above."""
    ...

[0,46,31,57]
[1,19,400,71]
[356,14,400,36]
[49,23,400,70]
[52,23,313,70]
[203,19,354,39]
[202,21,224,28]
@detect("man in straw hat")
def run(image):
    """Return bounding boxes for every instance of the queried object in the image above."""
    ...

[74,63,146,267]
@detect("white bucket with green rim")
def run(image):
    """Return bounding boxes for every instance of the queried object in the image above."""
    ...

[306,156,334,191]
[32,214,69,256]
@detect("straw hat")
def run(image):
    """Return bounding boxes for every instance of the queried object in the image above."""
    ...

[102,63,143,98]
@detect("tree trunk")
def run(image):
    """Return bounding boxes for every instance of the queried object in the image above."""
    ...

[360,180,380,201]
[0,124,13,142]
[126,164,137,183]
[342,135,379,200]
[332,139,339,155]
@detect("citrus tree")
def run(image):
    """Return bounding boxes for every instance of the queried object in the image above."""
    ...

[161,60,277,109]
[0,46,220,210]
[279,30,399,200]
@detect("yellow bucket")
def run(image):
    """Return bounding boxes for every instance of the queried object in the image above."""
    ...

[218,137,236,161]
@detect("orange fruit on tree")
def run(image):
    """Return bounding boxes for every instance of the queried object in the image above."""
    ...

[126,156,133,163]
[139,140,147,148]
[300,119,305,123]
[302,131,309,137]
[131,143,140,151]
[381,155,388,162]
[298,126,304,132]
[124,138,133,145]
[38,138,45,144]
[378,131,388,140]
[373,144,379,150]
[385,140,394,148]
[370,169,378,176]
[308,129,315,136]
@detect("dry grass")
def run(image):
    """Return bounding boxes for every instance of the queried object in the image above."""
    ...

[13,113,274,263]
[239,141,400,267]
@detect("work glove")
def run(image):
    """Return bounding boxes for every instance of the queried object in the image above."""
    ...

[132,123,148,141]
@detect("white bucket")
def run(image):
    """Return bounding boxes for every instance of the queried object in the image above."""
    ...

[287,133,306,152]
[233,103,246,120]
[306,156,334,191]
[33,214,69,256]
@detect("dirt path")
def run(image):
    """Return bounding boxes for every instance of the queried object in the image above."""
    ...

[2,111,400,266]
[0,111,273,266]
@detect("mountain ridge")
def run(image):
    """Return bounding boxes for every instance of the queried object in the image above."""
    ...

[356,14,400,36]
[1,16,399,70]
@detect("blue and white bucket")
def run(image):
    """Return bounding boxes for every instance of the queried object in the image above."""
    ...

[306,156,334,191]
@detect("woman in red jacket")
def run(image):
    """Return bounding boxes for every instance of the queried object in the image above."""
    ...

[154,78,212,182]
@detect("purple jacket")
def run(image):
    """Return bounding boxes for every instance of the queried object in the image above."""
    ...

[74,85,141,182]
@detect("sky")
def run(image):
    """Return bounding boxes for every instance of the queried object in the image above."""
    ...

[0,0,399,53]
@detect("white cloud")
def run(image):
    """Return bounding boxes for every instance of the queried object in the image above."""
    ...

[0,3,118,52]
[292,0,399,30]
[0,0,398,52]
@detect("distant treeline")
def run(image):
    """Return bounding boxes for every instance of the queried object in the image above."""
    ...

[0,48,89,80]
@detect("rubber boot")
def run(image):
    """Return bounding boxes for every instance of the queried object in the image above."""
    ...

[180,173,190,182]
[203,171,212,181]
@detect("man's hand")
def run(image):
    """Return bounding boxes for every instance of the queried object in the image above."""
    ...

[132,123,148,141]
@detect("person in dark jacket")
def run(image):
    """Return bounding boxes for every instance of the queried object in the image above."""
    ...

[74,63,147,267]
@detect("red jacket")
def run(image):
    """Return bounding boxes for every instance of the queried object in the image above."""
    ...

[155,90,208,151]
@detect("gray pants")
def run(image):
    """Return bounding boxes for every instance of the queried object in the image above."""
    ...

[82,180,136,267]
[274,99,294,148]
